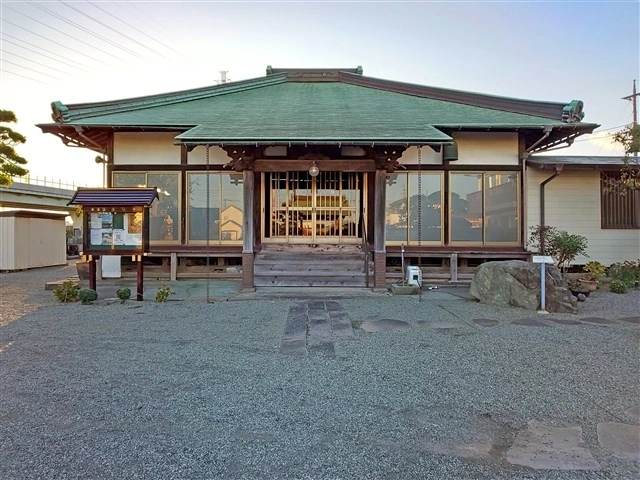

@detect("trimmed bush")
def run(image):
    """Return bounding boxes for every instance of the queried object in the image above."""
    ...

[116,287,131,303]
[78,288,98,305]
[609,279,627,294]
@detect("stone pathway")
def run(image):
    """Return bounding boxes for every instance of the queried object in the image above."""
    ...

[507,420,601,470]
[292,306,640,472]
[280,300,354,356]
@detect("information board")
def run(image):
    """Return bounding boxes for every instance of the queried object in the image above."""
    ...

[84,206,147,254]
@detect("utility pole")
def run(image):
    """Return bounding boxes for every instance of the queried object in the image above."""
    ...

[622,79,638,126]
[622,79,638,156]
[218,70,230,84]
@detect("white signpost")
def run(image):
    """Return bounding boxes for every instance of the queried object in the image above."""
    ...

[533,255,554,314]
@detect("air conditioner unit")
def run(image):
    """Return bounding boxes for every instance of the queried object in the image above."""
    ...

[406,266,422,287]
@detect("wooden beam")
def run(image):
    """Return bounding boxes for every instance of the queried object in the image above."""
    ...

[253,159,376,172]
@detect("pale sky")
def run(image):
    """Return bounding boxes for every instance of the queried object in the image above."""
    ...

[1,0,638,187]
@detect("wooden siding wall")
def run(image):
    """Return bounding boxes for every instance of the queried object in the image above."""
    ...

[526,168,640,265]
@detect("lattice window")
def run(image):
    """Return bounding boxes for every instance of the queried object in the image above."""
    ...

[600,171,640,229]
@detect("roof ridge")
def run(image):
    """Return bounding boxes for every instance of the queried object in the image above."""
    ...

[51,73,288,123]
[339,72,574,121]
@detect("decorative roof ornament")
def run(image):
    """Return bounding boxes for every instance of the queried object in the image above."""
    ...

[562,100,585,123]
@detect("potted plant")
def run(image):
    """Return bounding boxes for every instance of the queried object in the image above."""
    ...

[579,261,606,292]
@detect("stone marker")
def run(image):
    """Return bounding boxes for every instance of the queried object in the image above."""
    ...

[470,260,577,313]
[507,420,601,470]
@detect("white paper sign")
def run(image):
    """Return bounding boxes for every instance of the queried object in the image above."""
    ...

[532,255,554,264]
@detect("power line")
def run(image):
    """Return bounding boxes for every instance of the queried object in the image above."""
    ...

[20,2,142,61]
[3,18,110,66]
[0,68,48,85]
[1,58,61,80]
[1,49,73,76]
[115,1,183,55]
[4,6,127,64]
[1,33,93,73]
[83,1,177,60]
[42,1,146,60]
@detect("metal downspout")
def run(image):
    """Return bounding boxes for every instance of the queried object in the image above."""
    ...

[539,165,563,251]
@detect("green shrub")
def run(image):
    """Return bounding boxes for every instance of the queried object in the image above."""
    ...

[155,284,174,303]
[53,280,80,302]
[609,260,640,289]
[78,288,98,305]
[528,225,588,272]
[609,279,627,294]
[116,287,131,303]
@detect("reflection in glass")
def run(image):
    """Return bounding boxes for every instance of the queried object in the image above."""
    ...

[450,173,483,242]
[188,173,243,242]
[148,174,179,241]
[386,173,443,244]
[484,174,518,242]
[112,172,180,242]
[450,172,519,244]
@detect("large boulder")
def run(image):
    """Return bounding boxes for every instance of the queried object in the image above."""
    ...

[470,260,577,313]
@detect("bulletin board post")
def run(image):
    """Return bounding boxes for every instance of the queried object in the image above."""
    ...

[68,188,158,301]
[532,255,554,314]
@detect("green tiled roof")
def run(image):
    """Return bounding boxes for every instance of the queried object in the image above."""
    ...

[41,68,598,147]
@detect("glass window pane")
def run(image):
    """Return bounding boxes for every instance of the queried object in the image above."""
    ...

[188,173,220,242]
[451,173,483,242]
[148,173,179,241]
[485,174,518,242]
[220,174,244,241]
[385,173,408,242]
[408,173,443,243]
[112,173,145,187]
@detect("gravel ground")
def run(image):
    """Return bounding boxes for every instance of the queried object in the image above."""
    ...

[1,264,639,479]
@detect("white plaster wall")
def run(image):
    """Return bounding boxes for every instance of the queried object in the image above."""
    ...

[188,145,231,165]
[399,146,442,165]
[113,132,181,165]
[526,168,640,265]
[453,132,519,166]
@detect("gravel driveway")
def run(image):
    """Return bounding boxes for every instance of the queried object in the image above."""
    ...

[1,265,639,479]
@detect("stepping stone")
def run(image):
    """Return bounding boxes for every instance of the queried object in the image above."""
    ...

[511,318,550,327]
[507,420,601,470]
[417,319,459,329]
[624,405,640,421]
[546,318,583,326]
[580,317,615,325]
[597,422,640,461]
[618,316,640,325]
[472,318,499,327]
[360,319,411,332]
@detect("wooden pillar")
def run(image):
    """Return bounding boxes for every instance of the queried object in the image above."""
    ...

[136,255,144,301]
[241,170,256,292]
[450,253,458,282]
[89,256,97,291]
[373,169,387,290]
[170,252,177,281]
